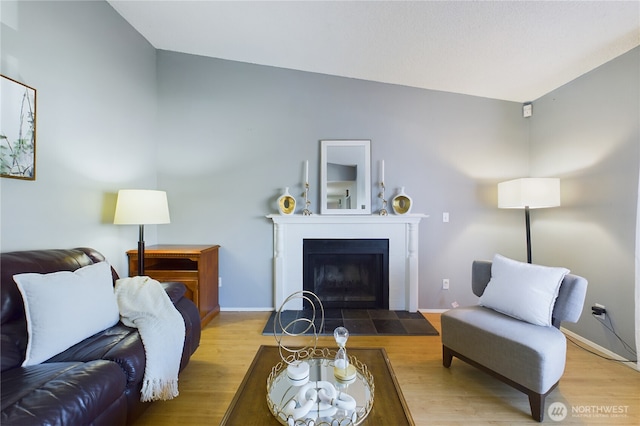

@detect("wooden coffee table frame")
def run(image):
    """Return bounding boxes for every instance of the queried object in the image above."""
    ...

[221,345,414,425]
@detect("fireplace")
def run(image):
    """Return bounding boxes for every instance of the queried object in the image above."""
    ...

[267,214,425,312]
[303,239,389,309]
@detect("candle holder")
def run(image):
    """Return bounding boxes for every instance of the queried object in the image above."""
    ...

[378,181,388,216]
[302,182,312,216]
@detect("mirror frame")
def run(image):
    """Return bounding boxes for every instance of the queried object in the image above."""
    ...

[320,139,371,215]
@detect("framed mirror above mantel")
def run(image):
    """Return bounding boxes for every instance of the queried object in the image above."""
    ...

[320,139,371,215]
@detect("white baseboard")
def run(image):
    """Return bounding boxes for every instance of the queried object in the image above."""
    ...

[420,308,448,314]
[220,307,273,312]
[561,327,639,372]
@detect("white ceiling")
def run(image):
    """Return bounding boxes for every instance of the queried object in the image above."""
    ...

[108,1,640,103]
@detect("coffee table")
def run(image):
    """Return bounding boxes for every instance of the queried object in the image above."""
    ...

[221,345,414,425]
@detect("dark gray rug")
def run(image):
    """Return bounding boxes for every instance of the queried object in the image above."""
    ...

[263,309,439,336]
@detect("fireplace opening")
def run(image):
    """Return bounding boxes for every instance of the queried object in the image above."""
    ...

[303,239,389,309]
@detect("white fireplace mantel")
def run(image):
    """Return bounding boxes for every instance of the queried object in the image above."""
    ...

[267,214,427,312]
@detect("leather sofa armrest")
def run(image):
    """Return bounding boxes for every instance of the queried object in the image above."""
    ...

[160,282,187,304]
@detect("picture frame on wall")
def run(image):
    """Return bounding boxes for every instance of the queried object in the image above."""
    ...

[1,75,36,180]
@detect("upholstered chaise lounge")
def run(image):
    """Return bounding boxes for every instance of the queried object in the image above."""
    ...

[441,255,588,422]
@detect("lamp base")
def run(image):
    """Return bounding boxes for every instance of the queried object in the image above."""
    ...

[138,224,145,275]
[525,207,532,264]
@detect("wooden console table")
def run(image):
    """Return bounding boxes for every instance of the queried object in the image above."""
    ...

[127,244,220,326]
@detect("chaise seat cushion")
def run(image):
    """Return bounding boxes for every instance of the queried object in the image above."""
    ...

[441,305,566,394]
[0,360,128,426]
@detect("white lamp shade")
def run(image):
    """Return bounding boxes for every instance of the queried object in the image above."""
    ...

[498,178,560,209]
[114,189,171,224]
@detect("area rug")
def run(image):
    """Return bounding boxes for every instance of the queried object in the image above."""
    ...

[262,309,439,336]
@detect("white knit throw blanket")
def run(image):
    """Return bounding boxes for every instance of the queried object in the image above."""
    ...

[115,276,185,402]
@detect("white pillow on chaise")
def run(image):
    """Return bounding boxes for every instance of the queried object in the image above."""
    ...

[479,254,569,327]
[13,261,120,366]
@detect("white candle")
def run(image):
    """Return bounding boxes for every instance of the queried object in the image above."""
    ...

[305,160,309,184]
[381,160,385,183]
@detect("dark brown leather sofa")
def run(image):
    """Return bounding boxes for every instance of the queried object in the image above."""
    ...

[0,248,201,425]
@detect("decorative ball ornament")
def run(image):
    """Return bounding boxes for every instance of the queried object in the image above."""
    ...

[277,187,296,215]
[392,187,413,215]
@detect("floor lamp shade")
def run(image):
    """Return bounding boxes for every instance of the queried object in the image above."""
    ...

[114,190,170,275]
[498,178,560,209]
[498,178,560,263]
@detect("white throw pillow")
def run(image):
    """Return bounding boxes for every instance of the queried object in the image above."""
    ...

[14,261,120,366]
[479,254,569,326]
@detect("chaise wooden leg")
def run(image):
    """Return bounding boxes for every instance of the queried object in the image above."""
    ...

[442,346,453,368]
[528,392,544,422]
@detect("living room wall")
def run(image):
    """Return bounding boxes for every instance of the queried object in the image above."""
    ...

[2,1,636,362]
[0,0,158,273]
[154,50,530,310]
[530,47,639,363]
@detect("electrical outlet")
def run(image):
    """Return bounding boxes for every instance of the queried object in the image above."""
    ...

[218,277,222,288]
[592,303,606,319]
[442,279,450,290]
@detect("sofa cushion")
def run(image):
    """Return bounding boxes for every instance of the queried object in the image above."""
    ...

[479,254,569,326]
[13,261,120,366]
[0,360,127,425]
[1,324,25,372]
[47,323,146,387]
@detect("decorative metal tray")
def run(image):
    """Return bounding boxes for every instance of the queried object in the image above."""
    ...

[266,348,374,425]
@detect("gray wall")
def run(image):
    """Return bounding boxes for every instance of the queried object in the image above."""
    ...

[0,0,158,273]
[530,47,639,361]
[1,1,637,360]
[155,50,529,310]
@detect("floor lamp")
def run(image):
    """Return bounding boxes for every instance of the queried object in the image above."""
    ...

[498,178,560,263]
[114,189,171,275]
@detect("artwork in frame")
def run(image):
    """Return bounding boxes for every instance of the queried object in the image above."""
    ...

[1,75,36,180]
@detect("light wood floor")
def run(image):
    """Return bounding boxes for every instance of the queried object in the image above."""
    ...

[134,312,639,425]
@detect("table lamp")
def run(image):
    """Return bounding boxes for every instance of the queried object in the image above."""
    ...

[114,189,170,275]
[498,178,560,263]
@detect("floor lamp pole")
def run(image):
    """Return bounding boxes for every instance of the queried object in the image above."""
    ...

[138,224,145,276]
[525,206,532,264]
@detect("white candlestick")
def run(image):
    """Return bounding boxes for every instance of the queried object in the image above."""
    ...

[381,160,385,183]
[305,160,309,184]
